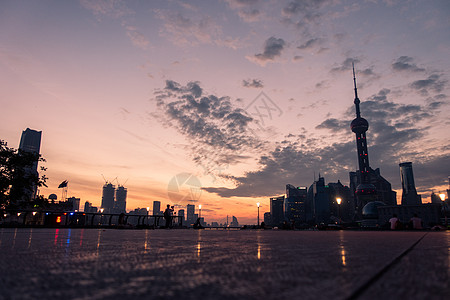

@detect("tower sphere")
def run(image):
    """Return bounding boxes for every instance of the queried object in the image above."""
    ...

[351,117,369,134]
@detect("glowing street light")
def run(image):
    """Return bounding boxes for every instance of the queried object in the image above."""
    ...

[146,207,150,225]
[199,205,202,219]
[440,193,447,227]
[336,198,342,224]
[257,202,260,227]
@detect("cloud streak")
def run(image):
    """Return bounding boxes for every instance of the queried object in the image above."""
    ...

[248,36,286,66]
[392,56,425,72]
[242,79,264,88]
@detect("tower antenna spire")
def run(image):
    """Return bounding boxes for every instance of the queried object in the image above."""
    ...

[352,62,358,100]
[352,61,361,118]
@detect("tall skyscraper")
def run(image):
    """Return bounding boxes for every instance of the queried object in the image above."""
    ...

[399,162,421,205]
[306,175,330,224]
[67,197,80,211]
[264,212,271,225]
[84,201,92,213]
[284,184,307,225]
[19,128,42,155]
[101,183,115,213]
[349,65,396,216]
[270,196,284,226]
[328,180,353,222]
[178,209,185,223]
[13,128,42,202]
[230,216,239,227]
[187,204,195,224]
[114,185,127,213]
[152,200,161,215]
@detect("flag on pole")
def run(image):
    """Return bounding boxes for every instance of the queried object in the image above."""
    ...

[58,180,68,188]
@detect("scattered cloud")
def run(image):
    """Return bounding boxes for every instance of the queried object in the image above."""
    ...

[282,0,328,18]
[155,10,242,49]
[297,38,322,50]
[282,0,330,29]
[331,57,360,73]
[242,79,264,88]
[392,56,425,72]
[248,36,286,66]
[225,0,262,22]
[79,0,133,19]
[315,118,347,131]
[81,1,150,50]
[156,11,221,46]
[152,80,263,172]
[124,25,150,50]
[410,74,447,96]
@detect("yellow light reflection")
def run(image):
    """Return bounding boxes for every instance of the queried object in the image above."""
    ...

[96,229,102,256]
[144,230,149,253]
[341,247,346,267]
[28,228,33,249]
[196,230,202,259]
[257,245,261,260]
[339,231,347,268]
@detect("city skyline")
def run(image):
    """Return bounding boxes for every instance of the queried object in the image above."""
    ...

[1,1,449,224]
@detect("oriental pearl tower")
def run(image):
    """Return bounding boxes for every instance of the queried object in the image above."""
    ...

[350,63,377,213]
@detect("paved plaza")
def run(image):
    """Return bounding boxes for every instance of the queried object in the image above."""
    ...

[0,228,448,299]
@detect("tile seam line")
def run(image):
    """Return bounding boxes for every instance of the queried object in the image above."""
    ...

[345,232,429,300]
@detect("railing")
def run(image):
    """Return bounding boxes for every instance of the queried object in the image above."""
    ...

[0,210,184,228]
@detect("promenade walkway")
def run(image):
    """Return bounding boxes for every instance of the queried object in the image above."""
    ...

[0,229,448,299]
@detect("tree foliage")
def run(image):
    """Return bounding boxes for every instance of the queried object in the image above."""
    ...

[0,140,47,210]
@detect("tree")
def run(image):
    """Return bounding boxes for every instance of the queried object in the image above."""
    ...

[0,140,47,210]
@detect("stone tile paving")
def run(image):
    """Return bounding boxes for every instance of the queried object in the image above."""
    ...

[0,228,448,300]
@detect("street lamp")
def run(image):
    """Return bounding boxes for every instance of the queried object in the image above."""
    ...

[146,207,150,225]
[257,202,260,227]
[336,198,342,224]
[440,193,447,227]
[199,205,202,219]
[100,208,104,226]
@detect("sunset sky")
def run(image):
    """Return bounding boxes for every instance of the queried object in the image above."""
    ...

[1,0,449,224]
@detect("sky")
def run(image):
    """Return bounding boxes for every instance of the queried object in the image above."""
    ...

[1,0,449,224]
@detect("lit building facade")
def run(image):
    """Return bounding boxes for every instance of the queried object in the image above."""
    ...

[270,196,285,227]
[284,184,307,225]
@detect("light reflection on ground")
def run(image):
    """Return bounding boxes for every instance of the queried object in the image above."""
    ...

[0,229,447,299]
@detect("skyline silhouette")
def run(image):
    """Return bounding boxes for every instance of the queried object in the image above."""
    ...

[1,1,449,224]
